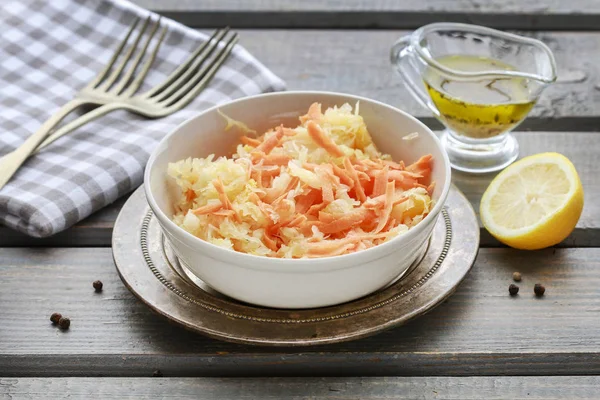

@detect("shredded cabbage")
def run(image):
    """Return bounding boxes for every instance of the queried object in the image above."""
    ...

[168,103,434,258]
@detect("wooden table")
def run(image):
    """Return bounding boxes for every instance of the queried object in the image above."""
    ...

[2,1,600,398]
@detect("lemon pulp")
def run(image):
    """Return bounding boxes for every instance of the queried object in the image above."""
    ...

[480,153,584,250]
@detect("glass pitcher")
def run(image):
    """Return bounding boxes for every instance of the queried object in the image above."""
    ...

[390,23,557,173]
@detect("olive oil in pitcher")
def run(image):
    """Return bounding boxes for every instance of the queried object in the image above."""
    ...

[424,55,535,139]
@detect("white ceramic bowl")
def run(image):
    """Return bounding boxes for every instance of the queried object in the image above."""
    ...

[144,91,451,309]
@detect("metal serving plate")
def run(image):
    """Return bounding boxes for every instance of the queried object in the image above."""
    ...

[113,185,479,346]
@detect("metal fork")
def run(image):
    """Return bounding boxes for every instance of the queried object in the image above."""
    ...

[0,16,166,189]
[34,29,238,152]
[0,18,237,190]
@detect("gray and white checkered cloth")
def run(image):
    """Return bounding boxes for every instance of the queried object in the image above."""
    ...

[0,0,285,237]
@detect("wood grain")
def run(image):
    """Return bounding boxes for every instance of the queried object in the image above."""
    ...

[3,132,597,247]
[3,30,600,246]
[1,247,600,376]
[454,132,600,247]
[4,30,599,136]
[236,30,600,129]
[133,0,600,29]
[3,376,600,399]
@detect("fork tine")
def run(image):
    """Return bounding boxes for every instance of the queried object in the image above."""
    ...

[122,24,168,96]
[163,33,238,112]
[87,18,140,89]
[25,33,237,155]
[112,17,162,95]
[97,15,151,91]
[152,29,230,103]
[143,28,229,99]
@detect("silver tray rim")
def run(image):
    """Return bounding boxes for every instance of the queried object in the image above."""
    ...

[112,185,479,346]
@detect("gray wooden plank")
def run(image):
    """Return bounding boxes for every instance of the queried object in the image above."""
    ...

[1,247,600,376]
[2,132,597,247]
[237,30,600,130]
[133,0,600,29]
[2,377,600,399]
[3,30,600,247]
[138,0,600,12]
[453,132,600,248]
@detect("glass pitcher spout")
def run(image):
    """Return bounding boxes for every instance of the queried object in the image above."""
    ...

[390,23,557,174]
[412,23,557,85]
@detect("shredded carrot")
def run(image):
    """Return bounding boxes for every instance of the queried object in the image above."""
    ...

[213,210,236,217]
[306,202,328,216]
[212,178,241,222]
[359,209,379,232]
[240,136,261,147]
[382,160,404,170]
[255,125,284,154]
[306,121,345,157]
[282,127,297,136]
[427,182,436,196]
[295,189,321,214]
[300,102,323,124]
[285,214,307,228]
[185,188,195,202]
[318,164,338,183]
[263,154,292,166]
[320,180,334,204]
[316,209,368,234]
[263,176,299,204]
[388,170,420,190]
[257,200,277,223]
[402,170,424,179]
[191,202,222,215]
[318,211,336,223]
[306,240,355,257]
[332,164,354,187]
[307,243,355,258]
[343,157,367,202]
[260,168,282,178]
[251,168,263,188]
[262,231,279,252]
[363,193,408,210]
[302,162,318,171]
[406,154,433,179]
[212,178,232,210]
[374,181,395,234]
[372,166,388,197]
[169,102,434,258]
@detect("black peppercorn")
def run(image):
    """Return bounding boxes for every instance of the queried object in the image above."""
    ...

[153,369,163,377]
[93,280,103,292]
[58,317,70,330]
[534,283,546,297]
[50,313,62,325]
[512,272,522,282]
[509,284,519,296]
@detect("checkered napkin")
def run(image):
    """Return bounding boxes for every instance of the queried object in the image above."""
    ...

[0,0,285,237]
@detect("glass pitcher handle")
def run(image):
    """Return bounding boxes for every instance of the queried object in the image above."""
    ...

[390,36,440,117]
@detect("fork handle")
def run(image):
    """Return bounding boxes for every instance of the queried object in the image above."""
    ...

[0,99,86,190]
[35,103,122,152]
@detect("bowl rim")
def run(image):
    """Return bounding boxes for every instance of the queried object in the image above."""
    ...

[144,90,452,268]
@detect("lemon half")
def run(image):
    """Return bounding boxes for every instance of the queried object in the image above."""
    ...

[480,153,584,250]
